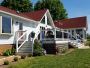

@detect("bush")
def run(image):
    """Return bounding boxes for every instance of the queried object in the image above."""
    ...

[33,40,44,56]
[87,34,90,40]
[4,60,9,65]
[3,49,12,56]
[28,54,32,57]
[33,50,44,56]
[85,41,90,46]
[11,48,15,55]
[21,55,26,59]
[14,57,18,61]
[87,39,90,41]
[3,48,15,56]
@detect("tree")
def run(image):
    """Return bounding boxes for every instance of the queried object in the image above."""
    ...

[1,0,33,12]
[34,0,68,20]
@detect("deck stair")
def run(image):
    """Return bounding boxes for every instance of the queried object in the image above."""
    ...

[17,41,33,55]
[16,30,34,55]
[16,25,40,55]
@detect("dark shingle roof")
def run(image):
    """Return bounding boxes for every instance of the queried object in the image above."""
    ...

[54,16,87,29]
[0,6,47,21]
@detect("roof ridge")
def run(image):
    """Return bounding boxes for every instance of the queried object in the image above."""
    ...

[54,16,86,22]
[54,16,87,29]
[0,6,47,21]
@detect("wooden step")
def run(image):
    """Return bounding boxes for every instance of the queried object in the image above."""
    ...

[19,48,32,52]
[18,41,32,55]
[16,52,32,56]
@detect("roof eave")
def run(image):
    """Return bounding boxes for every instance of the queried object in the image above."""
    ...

[0,10,39,23]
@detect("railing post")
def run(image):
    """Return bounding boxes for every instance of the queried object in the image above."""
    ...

[32,38,34,55]
[16,40,18,52]
[62,31,64,40]
[16,31,18,52]
[40,28,42,41]
[54,28,56,40]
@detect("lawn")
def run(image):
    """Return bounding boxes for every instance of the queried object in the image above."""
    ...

[8,49,90,68]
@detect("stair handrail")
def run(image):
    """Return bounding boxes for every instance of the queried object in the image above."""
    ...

[17,31,27,41]
[68,32,83,47]
[16,30,27,52]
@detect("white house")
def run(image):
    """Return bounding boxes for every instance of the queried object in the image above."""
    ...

[54,17,87,48]
[0,6,54,55]
[0,6,88,55]
[41,17,87,54]
[54,17,87,40]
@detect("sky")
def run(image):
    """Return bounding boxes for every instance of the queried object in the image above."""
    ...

[0,0,90,33]
[61,0,90,34]
[32,0,90,34]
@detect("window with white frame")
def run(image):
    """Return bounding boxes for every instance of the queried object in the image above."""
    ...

[41,16,45,24]
[47,16,51,25]
[0,16,12,34]
[56,31,62,38]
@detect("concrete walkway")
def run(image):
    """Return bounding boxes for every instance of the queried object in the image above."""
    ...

[78,45,90,49]
[0,55,20,65]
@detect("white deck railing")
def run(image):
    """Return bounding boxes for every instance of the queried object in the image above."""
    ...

[40,29,80,46]
[16,30,27,52]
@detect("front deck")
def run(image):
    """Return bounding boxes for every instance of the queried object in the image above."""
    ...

[40,28,86,54]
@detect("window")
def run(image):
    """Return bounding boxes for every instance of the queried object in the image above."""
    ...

[56,31,62,38]
[47,17,51,25]
[1,16,12,34]
[41,17,45,24]
[64,33,68,38]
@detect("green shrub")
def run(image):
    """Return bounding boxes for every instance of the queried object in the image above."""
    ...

[3,48,15,56]
[14,57,18,61]
[11,48,15,55]
[87,39,90,41]
[28,54,32,57]
[3,49,12,56]
[87,34,90,40]
[4,60,9,65]
[85,41,90,46]
[21,55,26,59]
[33,40,44,56]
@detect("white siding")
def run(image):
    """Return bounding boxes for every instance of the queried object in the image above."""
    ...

[0,17,38,44]
[0,12,53,44]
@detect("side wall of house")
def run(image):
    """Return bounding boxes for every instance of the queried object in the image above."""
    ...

[0,12,53,44]
[0,13,38,44]
[60,28,87,41]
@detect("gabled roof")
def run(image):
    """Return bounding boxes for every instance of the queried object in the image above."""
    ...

[0,6,47,21]
[54,16,87,29]
[22,9,47,21]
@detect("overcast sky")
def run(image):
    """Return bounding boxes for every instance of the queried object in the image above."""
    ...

[0,0,90,33]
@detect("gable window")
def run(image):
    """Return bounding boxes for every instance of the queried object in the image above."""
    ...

[47,16,51,25]
[0,16,12,34]
[41,17,45,24]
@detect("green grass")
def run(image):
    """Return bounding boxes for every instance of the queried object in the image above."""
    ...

[8,49,90,68]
